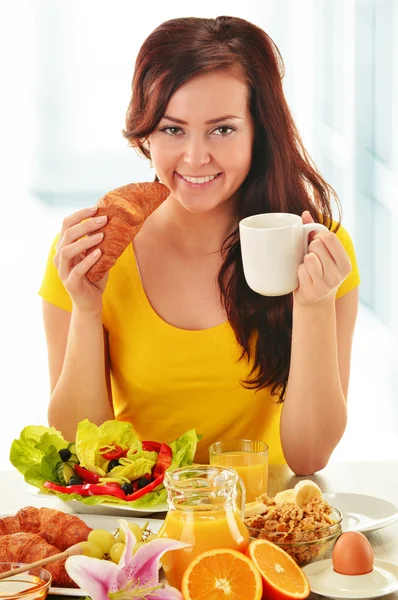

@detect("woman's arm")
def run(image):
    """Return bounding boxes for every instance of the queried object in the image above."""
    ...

[43,300,114,441]
[280,287,359,475]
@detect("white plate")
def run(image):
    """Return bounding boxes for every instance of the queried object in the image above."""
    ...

[28,486,169,516]
[303,558,398,599]
[59,497,169,517]
[322,493,398,534]
[50,587,86,597]
[49,513,164,596]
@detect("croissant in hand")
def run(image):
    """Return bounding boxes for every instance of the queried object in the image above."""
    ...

[85,181,170,283]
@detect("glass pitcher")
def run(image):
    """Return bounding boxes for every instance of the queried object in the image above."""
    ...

[157,465,249,591]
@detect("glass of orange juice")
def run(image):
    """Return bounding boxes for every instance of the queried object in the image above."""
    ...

[209,439,269,502]
[158,465,249,591]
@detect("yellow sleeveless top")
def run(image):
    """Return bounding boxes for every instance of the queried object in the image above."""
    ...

[39,221,360,464]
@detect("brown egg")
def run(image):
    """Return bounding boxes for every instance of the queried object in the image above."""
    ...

[332,531,374,576]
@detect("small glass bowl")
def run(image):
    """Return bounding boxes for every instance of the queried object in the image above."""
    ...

[0,563,52,599]
[247,507,343,566]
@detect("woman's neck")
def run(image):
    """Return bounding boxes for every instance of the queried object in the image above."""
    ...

[153,194,239,259]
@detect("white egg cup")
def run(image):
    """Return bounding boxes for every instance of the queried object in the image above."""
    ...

[303,558,398,599]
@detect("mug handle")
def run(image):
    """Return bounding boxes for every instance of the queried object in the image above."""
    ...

[303,223,328,254]
[234,475,247,519]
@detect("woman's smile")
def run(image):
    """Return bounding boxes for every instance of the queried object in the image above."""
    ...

[175,171,224,189]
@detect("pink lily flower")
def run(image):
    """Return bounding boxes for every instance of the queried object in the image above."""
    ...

[65,519,189,600]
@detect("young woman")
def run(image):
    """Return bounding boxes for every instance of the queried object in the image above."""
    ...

[40,16,360,475]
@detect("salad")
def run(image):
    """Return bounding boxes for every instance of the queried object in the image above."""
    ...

[10,419,200,508]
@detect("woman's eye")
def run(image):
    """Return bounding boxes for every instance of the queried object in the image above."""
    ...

[160,127,182,135]
[213,126,235,135]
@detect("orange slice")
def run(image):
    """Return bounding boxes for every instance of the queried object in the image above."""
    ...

[181,548,263,600]
[247,539,310,600]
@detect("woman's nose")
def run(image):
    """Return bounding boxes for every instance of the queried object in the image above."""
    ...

[183,136,211,169]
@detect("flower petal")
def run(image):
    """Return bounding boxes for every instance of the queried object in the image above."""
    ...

[117,518,136,570]
[125,538,190,586]
[145,584,184,600]
[65,555,123,599]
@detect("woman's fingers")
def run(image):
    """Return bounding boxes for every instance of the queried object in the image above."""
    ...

[57,232,104,281]
[58,206,98,239]
[303,252,322,282]
[54,212,107,269]
[311,230,352,276]
[50,206,109,310]
[67,249,102,287]
[61,215,107,248]
[308,235,350,288]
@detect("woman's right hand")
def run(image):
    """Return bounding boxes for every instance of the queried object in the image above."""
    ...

[54,206,109,314]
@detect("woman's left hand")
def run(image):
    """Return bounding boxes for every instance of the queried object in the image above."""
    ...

[294,211,352,306]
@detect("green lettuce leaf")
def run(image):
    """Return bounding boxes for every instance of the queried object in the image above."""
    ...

[101,447,157,484]
[10,421,200,508]
[76,419,139,475]
[169,429,201,471]
[9,425,67,476]
[9,425,69,488]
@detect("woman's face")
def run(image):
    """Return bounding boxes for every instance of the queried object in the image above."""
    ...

[148,69,255,215]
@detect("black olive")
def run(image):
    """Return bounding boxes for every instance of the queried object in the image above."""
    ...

[59,448,72,462]
[121,482,133,495]
[137,477,150,489]
[68,476,83,486]
[108,459,120,472]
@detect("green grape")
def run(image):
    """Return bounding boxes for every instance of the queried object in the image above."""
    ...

[117,528,125,543]
[87,529,116,555]
[80,541,103,559]
[109,541,126,564]
[145,534,158,542]
[118,522,143,544]
[132,541,145,555]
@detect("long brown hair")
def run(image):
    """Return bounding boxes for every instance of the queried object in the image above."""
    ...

[122,16,341,402]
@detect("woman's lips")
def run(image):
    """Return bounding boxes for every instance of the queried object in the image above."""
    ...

[175,172,223,189]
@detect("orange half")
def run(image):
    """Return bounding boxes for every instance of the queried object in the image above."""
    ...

[247,539,310,600]
[181,548,263,600]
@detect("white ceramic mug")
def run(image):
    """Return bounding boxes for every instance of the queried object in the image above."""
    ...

[239,213,328,296]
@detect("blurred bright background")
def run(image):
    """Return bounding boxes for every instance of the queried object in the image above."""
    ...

[1,0,397,469]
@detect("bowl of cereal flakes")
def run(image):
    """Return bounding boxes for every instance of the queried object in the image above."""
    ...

[244,480,343,566]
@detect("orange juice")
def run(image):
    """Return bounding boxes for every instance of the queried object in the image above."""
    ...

[211,451,268,501]
[158,506,249,590]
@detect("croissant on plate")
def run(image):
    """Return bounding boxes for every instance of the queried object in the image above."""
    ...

[0,532,76,587]
[85,181,170,283]
[0,507,91,551]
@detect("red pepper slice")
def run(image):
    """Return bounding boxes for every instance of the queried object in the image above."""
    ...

[152,443,172,480]
[43,481,90,496]
[124,473,165,501]
[74,464,100,484]
[82,483,126,499]
[100,445,127,460]
[142,441,162,453]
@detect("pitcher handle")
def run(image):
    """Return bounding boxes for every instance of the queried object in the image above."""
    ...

[235,475,246,519]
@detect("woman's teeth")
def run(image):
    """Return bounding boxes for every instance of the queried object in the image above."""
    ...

[181,174,218,184]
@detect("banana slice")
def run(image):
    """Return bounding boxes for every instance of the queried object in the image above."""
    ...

[244,501,268,518]
[274,488,295,504]
[293,480,323,508]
